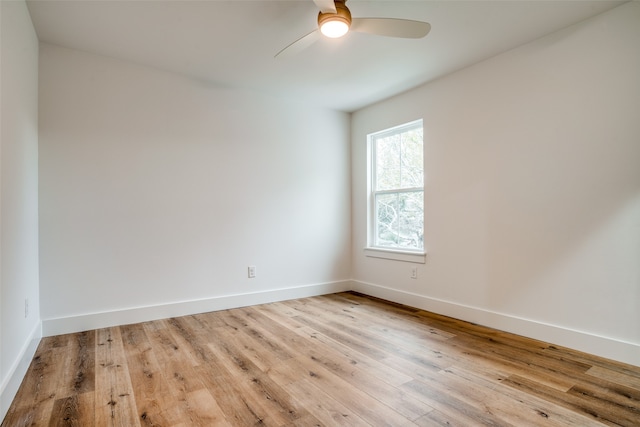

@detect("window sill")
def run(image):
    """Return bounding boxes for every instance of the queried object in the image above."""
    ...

[364,247,426,264]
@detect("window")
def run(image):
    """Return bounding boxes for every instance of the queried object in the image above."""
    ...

[367,120,425,263]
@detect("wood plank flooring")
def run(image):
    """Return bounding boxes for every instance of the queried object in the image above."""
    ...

[2,292,639,426]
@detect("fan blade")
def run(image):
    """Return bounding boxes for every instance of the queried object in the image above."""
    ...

[351,18,431,38]
[313,0,336,14]
[275,29,320,59]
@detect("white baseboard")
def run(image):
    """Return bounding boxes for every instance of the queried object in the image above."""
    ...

[351,280,640,367]
[42,280,353,337]
[35,278,640,367]
[1,322,42,421]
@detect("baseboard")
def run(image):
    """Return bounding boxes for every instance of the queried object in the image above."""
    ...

[351,280,640,367]
[37,278,640,367]
[1,322,42,421]
[42,280,353,337]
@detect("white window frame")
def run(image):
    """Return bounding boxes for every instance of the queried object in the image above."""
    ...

[365,120,426,264]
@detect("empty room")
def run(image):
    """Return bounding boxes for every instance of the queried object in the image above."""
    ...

[1,0,639,425]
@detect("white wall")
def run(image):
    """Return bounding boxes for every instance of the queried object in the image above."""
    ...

[351,2,640,366]
[0,0,41,418]
[38,44,351,333]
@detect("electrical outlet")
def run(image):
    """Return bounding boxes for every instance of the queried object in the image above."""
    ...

[25,298,29,318]
[248,266,256,278]
[411,267,418,279]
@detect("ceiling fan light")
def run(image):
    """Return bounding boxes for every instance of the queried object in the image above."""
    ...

[320,19,350,38]
[317,1,352,39]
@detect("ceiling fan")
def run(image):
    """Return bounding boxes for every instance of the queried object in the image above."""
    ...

[275,0,431,58]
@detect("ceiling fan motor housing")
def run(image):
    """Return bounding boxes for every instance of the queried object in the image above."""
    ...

[317,0,352,31]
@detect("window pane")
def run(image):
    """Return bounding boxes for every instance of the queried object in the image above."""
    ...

[375,127,423,191]
[375,191,424,250]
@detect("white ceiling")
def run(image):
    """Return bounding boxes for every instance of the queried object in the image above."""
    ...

[26,0,626,112]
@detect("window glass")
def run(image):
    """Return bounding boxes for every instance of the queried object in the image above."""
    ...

[370,121,424,251]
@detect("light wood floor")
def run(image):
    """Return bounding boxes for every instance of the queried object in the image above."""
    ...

[2,292,639,426]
